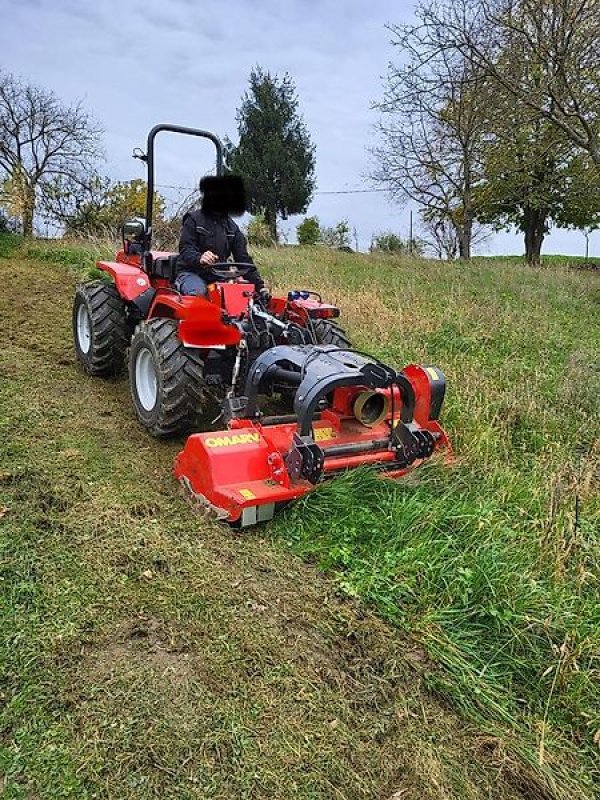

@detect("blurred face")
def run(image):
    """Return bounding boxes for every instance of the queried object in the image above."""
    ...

[200,176,247,217]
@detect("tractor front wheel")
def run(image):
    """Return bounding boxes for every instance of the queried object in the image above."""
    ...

[312,318,352,349]
[73,281,128,376]
[129,319,206,438]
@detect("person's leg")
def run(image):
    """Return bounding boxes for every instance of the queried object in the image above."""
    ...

[174,272,208,296]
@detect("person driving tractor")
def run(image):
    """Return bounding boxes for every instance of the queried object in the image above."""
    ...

[175,175,267,298]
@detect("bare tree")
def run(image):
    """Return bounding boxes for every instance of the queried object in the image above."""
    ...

[371,21,489,260]
[420,210,491,259]
[420,215,459,260]
[39,172,110,233]
[416,0,600,169]
[0,70,103,235]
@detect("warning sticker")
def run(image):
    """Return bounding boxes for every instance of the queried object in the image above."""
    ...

[425,367,439,381]
[239,488,256,500]
[314,427,337,442]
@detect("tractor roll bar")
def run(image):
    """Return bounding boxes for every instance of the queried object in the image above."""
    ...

[143,124,225,245]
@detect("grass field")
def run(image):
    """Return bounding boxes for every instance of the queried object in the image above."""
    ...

[1,235,598,799]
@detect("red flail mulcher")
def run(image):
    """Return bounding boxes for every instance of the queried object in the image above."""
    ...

[175,345,451,525]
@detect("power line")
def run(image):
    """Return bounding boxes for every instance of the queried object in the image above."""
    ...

[316,188,388,195]
[155,182,389,195]
[155,183,198,192]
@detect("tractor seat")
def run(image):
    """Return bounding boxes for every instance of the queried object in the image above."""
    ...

[149,254,179,282]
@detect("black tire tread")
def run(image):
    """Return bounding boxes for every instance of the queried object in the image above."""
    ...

[129,318,206,438]
[312,318,353,349]
[73,281,128,376]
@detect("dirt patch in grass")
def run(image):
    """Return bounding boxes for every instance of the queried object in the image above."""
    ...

[76,616,197,691]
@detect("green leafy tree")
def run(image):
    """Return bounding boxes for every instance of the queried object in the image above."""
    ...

[246,213,274,247]
[377,1,600,263]
[103,179,165,226]
[417,0,600,170]
[476,107,600,264]
[296,215,320,245]
[62,179,165,236]
[226,67,316,242]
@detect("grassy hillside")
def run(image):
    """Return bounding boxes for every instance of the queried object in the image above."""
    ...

[473,253,599,269]
[1,235,598,798]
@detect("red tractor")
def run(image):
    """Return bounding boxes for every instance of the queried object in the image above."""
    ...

[73,124,451,525]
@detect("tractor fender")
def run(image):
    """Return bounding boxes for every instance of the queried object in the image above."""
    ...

[147,291,242,348]
[96,261,151,302]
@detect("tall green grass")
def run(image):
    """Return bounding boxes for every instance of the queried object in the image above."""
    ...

[273,464,599,788]
[0,232,21,258]
[19,236,117,273]
[264,246,600,790]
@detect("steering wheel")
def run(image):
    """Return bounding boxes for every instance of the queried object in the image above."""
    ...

[210,262,253,280]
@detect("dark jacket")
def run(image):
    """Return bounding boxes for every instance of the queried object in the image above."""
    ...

[176,209,264,290]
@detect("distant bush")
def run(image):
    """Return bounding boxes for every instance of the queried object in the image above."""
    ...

[153,216,183,251]
[371,231,425,256]
[321,219,351,250]
[0,231,21,258]
[20,238,115,274]
[573,260,599,271]
[296,216,321,246]
[246,213,275,247]
[371,231,407,253]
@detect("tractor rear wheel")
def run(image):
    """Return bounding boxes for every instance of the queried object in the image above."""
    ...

[73,281,128,376]
[312,318,352,349]
[129,318,206,438]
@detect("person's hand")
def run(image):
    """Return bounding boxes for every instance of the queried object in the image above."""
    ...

[199,250,219,266]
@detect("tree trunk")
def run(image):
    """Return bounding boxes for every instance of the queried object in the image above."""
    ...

[458,152,473,261]
[457,215,473,260]
[523,209,547,266]
[21,186,36,237]
[458,227,471,260]
[263,206,278,244]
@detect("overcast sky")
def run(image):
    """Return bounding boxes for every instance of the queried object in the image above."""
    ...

[0,0,595,255]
